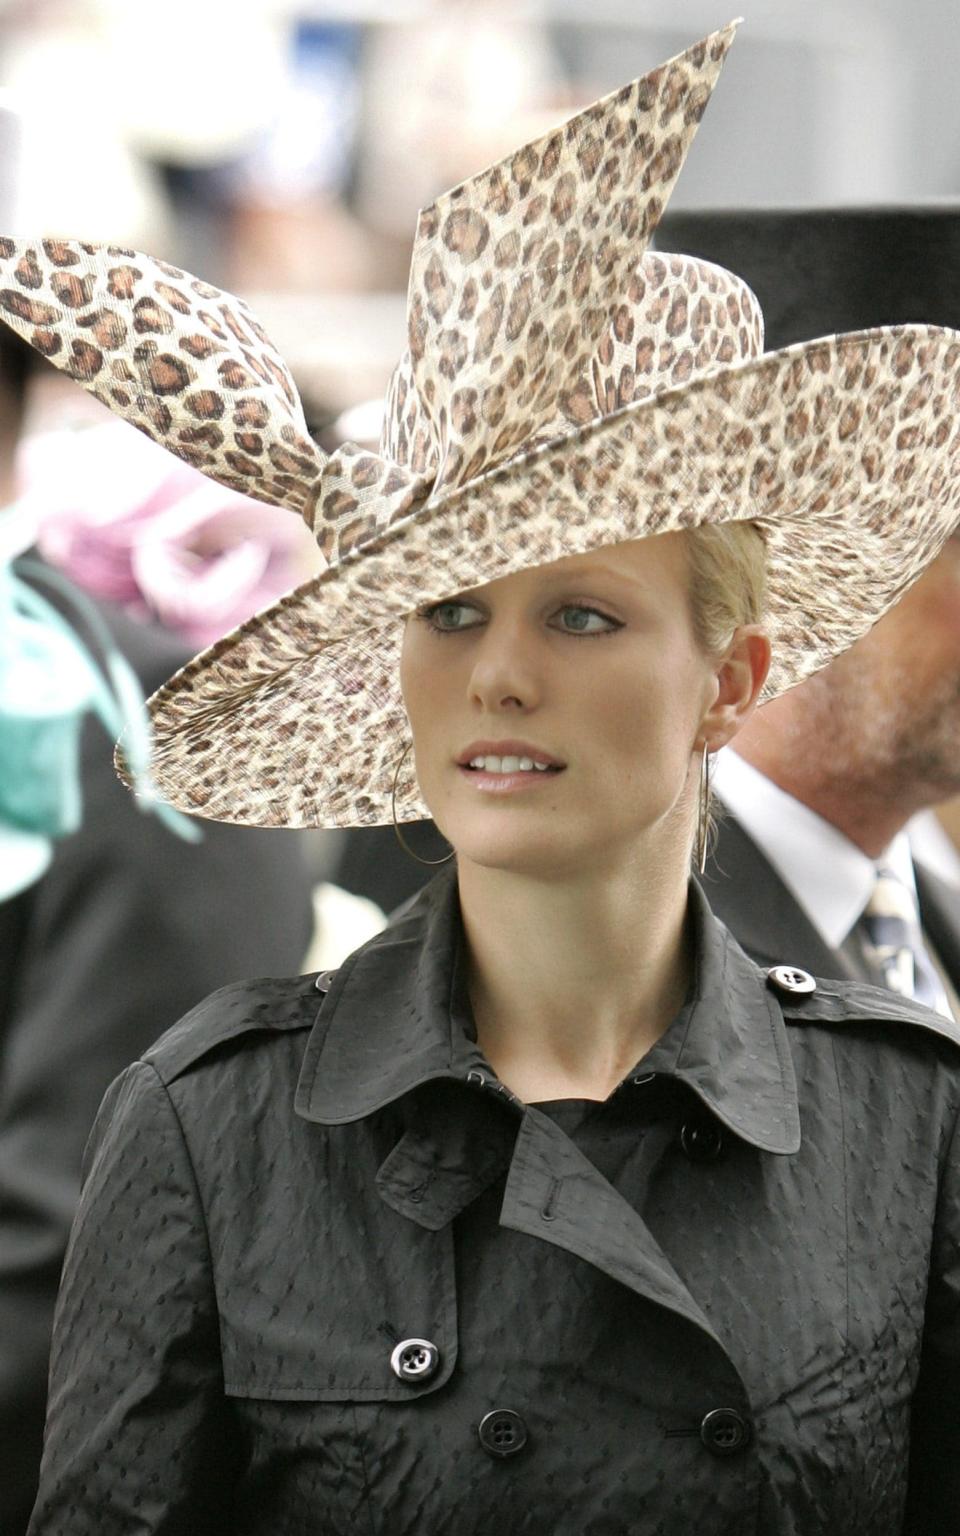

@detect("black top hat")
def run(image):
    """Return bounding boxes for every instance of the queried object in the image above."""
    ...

[656,206,960,349]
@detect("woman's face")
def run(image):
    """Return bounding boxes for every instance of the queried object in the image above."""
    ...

[401,532,761,879]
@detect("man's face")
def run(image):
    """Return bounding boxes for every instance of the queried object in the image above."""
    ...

[747,537,960,806]
[856,536,960,794]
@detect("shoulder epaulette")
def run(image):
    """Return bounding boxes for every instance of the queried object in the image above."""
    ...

[765,965,960,1051]
[144,972,330,1084]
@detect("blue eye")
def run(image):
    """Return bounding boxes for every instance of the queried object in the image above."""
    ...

[419,601,483,633]
[554,606,621,635]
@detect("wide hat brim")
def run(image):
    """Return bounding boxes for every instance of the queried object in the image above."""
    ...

[141,321,960,827]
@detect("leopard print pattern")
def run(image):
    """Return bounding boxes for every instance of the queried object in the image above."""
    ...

[311,22,739,566]
[0,237,325,511]
[403,23,739,494]
[3,26,958,832]
[381,249,764,474]
[143,323,960,828]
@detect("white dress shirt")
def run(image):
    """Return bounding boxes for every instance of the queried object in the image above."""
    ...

[711,750,918,950]
[712,750,955,1018]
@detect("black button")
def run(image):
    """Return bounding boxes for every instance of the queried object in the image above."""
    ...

[478,1408,528,1459]
[766,965,816,996]
[680,1119,724,1162]
[700,1408,751,1457]
[390,1338,440,1383]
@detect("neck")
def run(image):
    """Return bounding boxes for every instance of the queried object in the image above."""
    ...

[733,735,914,859]
[457,845,692,1103]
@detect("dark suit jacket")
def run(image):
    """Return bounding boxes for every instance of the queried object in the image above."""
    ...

[0,592,314,1535]
[703,810,960,990]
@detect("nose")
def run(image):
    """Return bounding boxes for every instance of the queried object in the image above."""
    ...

[467,615,541,713]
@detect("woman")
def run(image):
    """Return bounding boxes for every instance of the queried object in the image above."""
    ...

[11,23,960,1535]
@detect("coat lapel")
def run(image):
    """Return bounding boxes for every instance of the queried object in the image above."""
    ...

[917,862,960,993]
[500,1107,724,1347]
[296,861,796,1362]
[375,1084,516,1230]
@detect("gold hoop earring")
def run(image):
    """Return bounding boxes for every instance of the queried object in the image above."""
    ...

[696,744,711,876]
[391,743,456,867]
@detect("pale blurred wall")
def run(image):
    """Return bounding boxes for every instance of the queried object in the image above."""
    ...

[547,0,960,206]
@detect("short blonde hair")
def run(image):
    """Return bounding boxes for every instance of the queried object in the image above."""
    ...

[686,520,766,654]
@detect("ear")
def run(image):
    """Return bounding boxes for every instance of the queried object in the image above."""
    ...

[698,625,771,751]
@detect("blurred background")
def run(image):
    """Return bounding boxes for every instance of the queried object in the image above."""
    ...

[2,0,959,438]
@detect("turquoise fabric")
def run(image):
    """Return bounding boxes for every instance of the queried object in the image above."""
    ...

[1,559,199,899]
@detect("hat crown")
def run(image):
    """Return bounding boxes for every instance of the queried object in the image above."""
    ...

[308,23,746,569]
[382,249,764,476]
[397,23,740,500]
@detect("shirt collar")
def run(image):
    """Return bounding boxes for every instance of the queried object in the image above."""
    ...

[713,749,917,948]
[295,864,800,1155]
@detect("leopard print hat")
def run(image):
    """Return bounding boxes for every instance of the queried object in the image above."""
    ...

[1,19,960,829]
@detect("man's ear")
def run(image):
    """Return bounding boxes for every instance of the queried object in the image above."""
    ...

[699,625,771,750]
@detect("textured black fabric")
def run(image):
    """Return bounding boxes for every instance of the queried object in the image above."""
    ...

[0,584,314,1535]
[26,870,960,1535]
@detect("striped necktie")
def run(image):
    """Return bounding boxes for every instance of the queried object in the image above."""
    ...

[860,866,951,1017]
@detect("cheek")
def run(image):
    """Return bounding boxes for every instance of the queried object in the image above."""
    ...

[889,567,960,678]
[888,607,960,695]
[580,649,704,766]
[399,631,436,729]
[399,634,463,773]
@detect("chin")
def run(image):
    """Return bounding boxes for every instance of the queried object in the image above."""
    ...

[448,820,587,881]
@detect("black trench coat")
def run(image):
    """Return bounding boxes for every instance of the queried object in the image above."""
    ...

[27,873,960,1535]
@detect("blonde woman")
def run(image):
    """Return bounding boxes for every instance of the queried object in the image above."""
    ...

[9,25,960,1535]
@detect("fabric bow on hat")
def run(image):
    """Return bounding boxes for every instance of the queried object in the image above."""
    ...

[0,19,958,833]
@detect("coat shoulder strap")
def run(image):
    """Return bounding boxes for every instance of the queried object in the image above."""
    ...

[774,969,960,1052]
[144,972,328,1084]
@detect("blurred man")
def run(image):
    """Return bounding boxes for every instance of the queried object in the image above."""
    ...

[660,207,960,1003]
[0,113,313,1531]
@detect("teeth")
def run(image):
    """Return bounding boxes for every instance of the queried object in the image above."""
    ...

[468,754,554,773]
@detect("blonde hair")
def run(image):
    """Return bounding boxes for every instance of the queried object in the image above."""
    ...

[686,520,767,655]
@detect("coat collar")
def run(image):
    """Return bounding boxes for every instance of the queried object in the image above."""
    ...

[295,866,800,1156]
